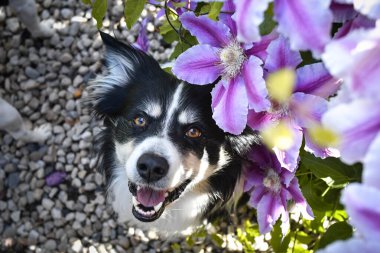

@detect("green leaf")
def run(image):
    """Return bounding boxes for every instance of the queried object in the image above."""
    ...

[170,243,181,253]
[159,18,181,35]
[270,221,291,253]
[211,233,224,247]
[300,151,362,188]
[318,222,353,249]
[236,228,255,253]
[82,0,92,5]
[208,2,224,20]
[170,35,197,60]
[124,0,146,29]
[302,179,333,212]
[259,2,277,35]
[92,0,108,29]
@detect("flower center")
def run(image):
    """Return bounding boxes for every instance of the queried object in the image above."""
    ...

[263,169,282,193]
[219,40,246,79]
[270,101,290,118]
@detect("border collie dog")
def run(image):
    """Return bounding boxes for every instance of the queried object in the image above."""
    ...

[90,32,259,233]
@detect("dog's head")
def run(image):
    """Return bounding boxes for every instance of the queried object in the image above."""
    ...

[90,32,259,232]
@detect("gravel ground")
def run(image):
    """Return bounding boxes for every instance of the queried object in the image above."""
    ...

[0,1,265,252]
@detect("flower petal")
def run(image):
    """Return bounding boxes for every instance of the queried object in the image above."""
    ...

[318,238,380,253]
[330,2,357,22]
[264,36,302,72]
[246,30,279,61]
[248,185,266,208]
[287,177,314,220]
[172,45,222,84]
[220,0,237,36]
[322,99,380,164]
[274,0,333,56]
[211,78,248,134]
[353,0,380,19]
[294,63,341,99]
[179,12,230,47]
[334,14,375,39]
[341,183,380,240]
[304,130,340,159]
[244,167,265,191]
[247,145,282,171]
[232,0,271,43]
[273,124,303,172]
[242,56,270,112]
[247,110,272,130]
[257,193,284,234]
[290,92,328,128]
[363,133,380,191]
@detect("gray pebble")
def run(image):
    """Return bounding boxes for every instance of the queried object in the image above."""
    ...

[61,8,74,19]
[60,53,73,63]
[7,172,20,189]
[44,239,57,251]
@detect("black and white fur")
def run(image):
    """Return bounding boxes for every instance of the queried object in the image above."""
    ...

[89,32,259,233]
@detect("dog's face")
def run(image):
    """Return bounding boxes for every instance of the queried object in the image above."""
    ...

[90,32,258,232]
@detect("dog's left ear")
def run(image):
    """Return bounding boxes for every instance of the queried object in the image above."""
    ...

[89,32,160,118]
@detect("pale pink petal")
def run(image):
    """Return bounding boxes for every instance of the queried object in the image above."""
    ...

[304,131,340,159]
[246,30,279,61]
[179,12,231,47]
[232,0,271,43]
[363,133,380,191]
[290,93,328,128]
[353,0,380,19]
[172,45,222,85]
[274,0,333,56]
[341,184,380,240]
[211,78,248,134]
[242,56,271,112]
[318,238,380,253]
[322,99,380,164]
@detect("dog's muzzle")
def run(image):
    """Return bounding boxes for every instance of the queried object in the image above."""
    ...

[128,178,191,222]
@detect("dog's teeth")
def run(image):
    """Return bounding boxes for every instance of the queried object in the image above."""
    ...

[132,197,139,206]
[153,202,163,212]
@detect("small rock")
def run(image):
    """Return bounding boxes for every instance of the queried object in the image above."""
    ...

[6,18,19,33]
[7,172,20,189]
[11,211,21,222]
[21,80,39,90]
[61,8,73,19]
[44,239,57,251]
[42,198,54,211]
[60,53,73,63]
[71,239,83,252]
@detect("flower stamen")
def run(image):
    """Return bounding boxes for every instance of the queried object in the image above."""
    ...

[263,169,282,193]
[219,40,246,79]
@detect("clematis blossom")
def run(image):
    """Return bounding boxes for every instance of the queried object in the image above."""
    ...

[248,36,340,171]
[173,12,274,134]
[244,145,313,235]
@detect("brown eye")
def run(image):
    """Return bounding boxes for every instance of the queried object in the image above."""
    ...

[133,116,146,127]
[186,127,202,138]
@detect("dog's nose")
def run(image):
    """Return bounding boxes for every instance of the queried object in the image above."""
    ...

[137,153,169,182]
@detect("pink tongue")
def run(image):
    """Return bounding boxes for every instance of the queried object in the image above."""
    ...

[136,187,166,207]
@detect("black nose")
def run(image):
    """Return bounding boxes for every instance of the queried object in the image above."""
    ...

[137,153,169,182]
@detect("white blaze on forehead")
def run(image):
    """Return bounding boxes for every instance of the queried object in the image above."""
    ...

[178,109,200,125]
[140,101,162,118]
[162,82,184,135]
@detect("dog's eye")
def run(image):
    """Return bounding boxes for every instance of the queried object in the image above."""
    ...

[185,127,202,138]
[133,116,147,127]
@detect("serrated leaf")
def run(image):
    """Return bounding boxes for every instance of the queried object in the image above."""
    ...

[124,0,146,29]
[300,150,362,187]
[302,180,333,212]
[92,0,107,29]
[208,2,223,20]
[318,222,353,249]
[82,0,92,5]
[271,221,291,253]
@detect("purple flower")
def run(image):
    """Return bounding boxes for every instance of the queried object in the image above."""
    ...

[45,171,67,187]
[133,18,149,53]
[248,36,340,171]
[341,183,380,240]
[244,145,313,234]
[322,26,380,101]
[173,12,274,134]
[317,238,380,253]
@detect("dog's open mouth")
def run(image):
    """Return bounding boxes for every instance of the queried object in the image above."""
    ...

[128,179,191,222]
